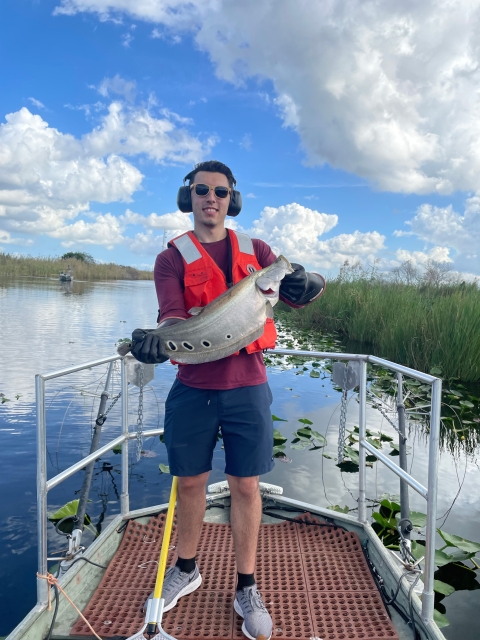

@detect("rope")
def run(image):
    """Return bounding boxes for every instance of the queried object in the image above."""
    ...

[37,572,103,640]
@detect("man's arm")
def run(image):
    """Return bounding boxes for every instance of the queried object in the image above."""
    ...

[253,239,326,308]
[129,248,188,364]
[154,247,190,324]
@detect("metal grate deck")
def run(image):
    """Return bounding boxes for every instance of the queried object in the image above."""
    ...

[70,512,398,640]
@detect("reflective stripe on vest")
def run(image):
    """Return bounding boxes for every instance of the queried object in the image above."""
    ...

[172,230,254,263]
[173,233,202,264]
[235,232,254,255]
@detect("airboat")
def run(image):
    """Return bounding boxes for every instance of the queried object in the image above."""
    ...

[6,349,445,640]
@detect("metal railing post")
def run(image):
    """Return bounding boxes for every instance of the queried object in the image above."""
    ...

[422,377,442,624]
[35,374,48,606]
[358,359,368,523]
[120,357,130,516]
[397,373,411,540]
[74,362,114,547]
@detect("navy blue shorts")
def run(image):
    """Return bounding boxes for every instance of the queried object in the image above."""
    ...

[163,379,274,477]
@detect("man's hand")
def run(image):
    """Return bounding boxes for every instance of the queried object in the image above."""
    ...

[130,329,168,364]
[129,317,185,364]
[280,263,326,306]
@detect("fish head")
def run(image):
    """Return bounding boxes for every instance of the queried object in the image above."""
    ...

[254,255,293,306]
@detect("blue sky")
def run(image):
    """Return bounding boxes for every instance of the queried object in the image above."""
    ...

[0,0,478,277]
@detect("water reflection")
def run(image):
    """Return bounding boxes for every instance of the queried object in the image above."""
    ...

[0,277,479,639]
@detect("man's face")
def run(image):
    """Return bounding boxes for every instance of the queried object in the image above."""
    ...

[190,171,231,229]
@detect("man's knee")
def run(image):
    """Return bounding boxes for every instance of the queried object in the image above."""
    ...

[227,475,260,500]
[178,472,209,494]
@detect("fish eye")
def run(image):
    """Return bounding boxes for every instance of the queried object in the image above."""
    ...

[202,340,211,348]
[182,341,194,351]
[225,334,232,340]
[167,341,177,351]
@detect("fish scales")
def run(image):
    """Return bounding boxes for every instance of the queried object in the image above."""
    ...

[152,255,293,365]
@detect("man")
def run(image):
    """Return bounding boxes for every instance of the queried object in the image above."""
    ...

[132,160,325,640]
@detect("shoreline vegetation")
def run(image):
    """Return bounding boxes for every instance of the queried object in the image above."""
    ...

[0,251,154,281]
[282,260,480,383]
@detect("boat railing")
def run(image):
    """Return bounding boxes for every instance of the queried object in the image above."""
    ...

[35,349,441,626]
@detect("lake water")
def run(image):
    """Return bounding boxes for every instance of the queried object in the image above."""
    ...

[0,275,479,638]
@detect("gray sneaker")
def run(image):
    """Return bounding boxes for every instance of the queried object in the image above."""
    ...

[234,584,272,640]
[144,564,202,612]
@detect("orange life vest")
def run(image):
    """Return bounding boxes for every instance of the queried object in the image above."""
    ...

[168,229,277,358]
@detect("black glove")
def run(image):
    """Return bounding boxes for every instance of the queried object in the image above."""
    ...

[129,318,184,364]
[130,328,168,364]
[280,263,326,306]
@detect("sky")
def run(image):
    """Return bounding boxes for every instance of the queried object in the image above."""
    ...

[0,0,479,278]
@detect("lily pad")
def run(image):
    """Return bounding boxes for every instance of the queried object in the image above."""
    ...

[48,499,90,522]
[434,580,455,596]
[409,511,427,528]
[328,505,350,514]
[433,609,449,628]
[437,530,480,554]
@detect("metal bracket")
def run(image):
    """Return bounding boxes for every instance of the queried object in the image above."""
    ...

[332,361,360,390]
[124,354,155,387]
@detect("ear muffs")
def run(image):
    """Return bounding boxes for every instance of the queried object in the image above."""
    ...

[177,185,192,213]
[176,186,243,216]
[227,190,242,217]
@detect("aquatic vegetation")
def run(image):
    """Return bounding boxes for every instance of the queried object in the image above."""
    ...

[368,497,480,628]
[281,267,480,382]
[368,366,480,455]
[48,499,96,536]
[0,252,153,280]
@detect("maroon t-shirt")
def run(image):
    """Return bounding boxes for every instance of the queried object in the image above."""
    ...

[154,236,277,390]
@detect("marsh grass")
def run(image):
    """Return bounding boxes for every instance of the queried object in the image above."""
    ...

[0,252,153,280]
[284,272,480,382]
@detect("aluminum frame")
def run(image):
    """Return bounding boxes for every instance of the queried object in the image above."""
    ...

[267,348,441,624]
[34,355,163,606]
[35,348,441,626]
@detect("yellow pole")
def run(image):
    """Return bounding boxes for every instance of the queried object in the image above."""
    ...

[153,476,178,600]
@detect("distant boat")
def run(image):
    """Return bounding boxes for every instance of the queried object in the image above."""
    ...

[59,267,73,282]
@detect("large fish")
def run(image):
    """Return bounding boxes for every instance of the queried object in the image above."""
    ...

[120,255,293,364]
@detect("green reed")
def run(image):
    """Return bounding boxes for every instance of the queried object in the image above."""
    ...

[0,252,153,281]
[284,277,480,382]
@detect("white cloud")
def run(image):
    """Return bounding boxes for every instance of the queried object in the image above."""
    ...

[50,213,125,249]
[274,95,299,130]
[394,198,480,273]
[395,246,453,266]
[97,74,136,101]
[28,97,45,109]
[0,103,215,246]
[129,229,184,254]
[246,193,256,198]
[240,133,252,151]
[83,102,215,163]
[159,108,193,125]
[122,32,134,47]
[244,202,384,269]
[0,230,33,245]
[122,208,192,230]
[54,0,480,194]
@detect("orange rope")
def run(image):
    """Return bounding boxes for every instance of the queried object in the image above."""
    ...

[37,572,103,640]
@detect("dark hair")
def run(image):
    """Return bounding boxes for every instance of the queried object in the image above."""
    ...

[184,160,236,188]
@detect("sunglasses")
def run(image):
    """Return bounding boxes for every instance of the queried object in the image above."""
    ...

[190,183,232,199]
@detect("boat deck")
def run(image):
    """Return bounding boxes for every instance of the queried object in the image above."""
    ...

[70,510,398,640]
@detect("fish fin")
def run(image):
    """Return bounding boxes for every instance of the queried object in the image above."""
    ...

[187,306,203,316]
[266,301,274,319]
